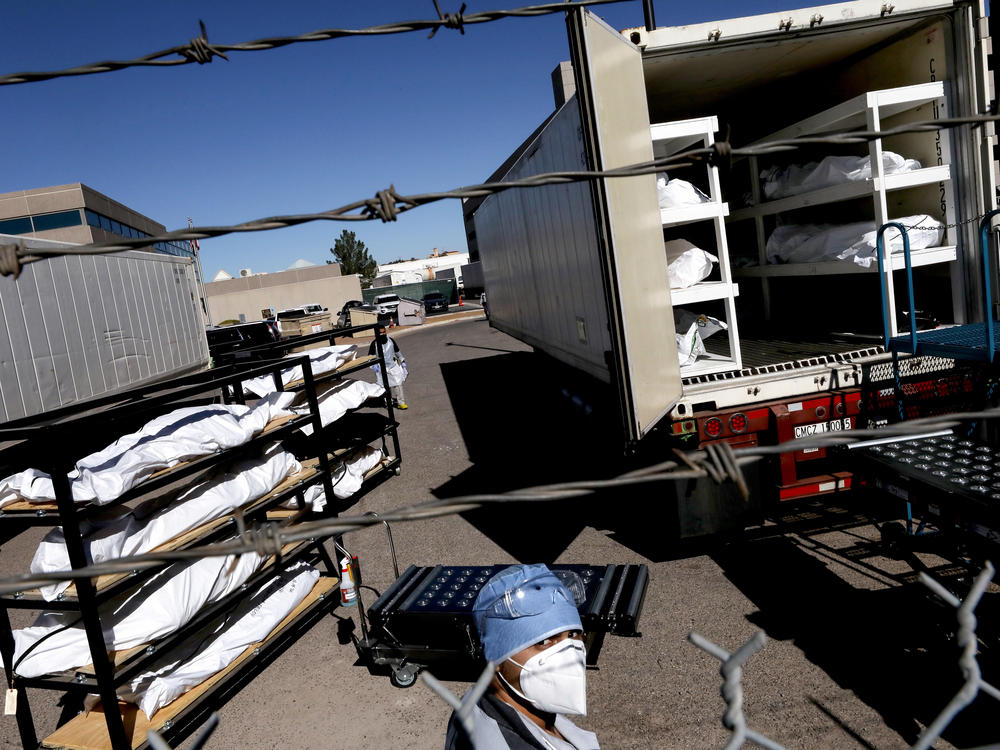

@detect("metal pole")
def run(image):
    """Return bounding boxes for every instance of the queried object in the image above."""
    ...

[642,0,656,32]
[188,216,213,327]
[50,462,131,750]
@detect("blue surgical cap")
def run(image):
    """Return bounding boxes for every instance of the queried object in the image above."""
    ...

[473,564,583,663]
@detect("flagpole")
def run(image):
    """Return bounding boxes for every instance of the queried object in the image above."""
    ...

[188,216,212,326]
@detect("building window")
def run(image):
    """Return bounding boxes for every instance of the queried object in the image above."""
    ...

[31,210,83,232]
[0,217,33,235]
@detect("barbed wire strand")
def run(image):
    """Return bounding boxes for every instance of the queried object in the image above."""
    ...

[3,110,998,278]
[1,402,997,597]
[0,0,629,87]
[688,630,787,750]
[911,561,999,750]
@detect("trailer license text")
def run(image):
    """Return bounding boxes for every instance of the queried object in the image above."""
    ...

[794,417,853,439]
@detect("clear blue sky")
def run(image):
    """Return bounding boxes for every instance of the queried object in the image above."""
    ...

[4,0,797,275]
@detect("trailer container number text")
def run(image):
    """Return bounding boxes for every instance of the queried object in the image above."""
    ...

[794,417,853,439]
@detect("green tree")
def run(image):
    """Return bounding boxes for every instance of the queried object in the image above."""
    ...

[330,230,378,287]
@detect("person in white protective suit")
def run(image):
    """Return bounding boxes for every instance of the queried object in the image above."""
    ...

[369,325,408,410]
[444,564,599,750]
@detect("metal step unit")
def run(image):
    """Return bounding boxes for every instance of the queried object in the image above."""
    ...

[360,563,648,687]
[850,432,1000,547]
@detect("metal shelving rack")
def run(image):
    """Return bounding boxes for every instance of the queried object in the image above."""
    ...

[726,82,958,334]
[0,324,401,750]
[650,115,743,376]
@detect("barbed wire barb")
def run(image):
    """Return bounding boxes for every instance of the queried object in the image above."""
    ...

[0,0,628,86]
[430,1,467,38]
[180,21,229,65]
[911,561,998,750]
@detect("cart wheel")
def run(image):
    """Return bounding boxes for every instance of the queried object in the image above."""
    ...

[881,521,907,557]
[390,666,418,688]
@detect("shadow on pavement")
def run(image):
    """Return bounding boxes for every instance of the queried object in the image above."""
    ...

[711,535,999,748]
[433,349,756,564]
[434,351,627,562]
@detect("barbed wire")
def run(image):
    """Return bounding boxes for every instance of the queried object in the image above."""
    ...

[690,562,997,750]
[0,404,996,597]
[2,111,995,278]
[0,0,628,87]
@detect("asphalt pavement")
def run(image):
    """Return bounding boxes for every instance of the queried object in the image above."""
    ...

[3,317,996,750]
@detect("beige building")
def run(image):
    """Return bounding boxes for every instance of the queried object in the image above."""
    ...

[0,183,210,320]
[0,183,195,258]
[205,264,362,323]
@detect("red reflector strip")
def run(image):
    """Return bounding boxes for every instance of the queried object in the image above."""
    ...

[671,420,697,435]
[778,476,852,501]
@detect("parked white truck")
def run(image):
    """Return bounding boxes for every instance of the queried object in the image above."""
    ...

[0,235,210,423]
[469,0,996,503]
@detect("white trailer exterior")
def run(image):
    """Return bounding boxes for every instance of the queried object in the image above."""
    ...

[471,0,995,445]
[0,236,209,423]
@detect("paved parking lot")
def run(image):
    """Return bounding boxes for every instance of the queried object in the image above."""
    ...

[3,317,997,750]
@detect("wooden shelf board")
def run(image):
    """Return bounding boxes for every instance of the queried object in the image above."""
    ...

[660,201,728,227]
[747,82,945,144]
[282,354,376,391]
[880,164,951,191]
[679,352,741,378]
[670,281,740,306]
[650,116,718,157]
[43,577,337,750]
[728,165,952,222]
[733,246,956,277]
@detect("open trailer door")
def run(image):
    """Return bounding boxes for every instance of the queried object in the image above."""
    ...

[567,8,681,444]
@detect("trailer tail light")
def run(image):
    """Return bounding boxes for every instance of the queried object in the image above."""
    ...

[671,420,697,436]
[729,413,748,434]
[704,417,724,438]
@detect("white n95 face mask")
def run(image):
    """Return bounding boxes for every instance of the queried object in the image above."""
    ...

[502,639,587,716]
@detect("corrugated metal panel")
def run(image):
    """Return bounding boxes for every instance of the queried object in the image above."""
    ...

[476,97,613,382]
[0,236,209,422]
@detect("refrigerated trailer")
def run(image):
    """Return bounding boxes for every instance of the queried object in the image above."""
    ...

[0,235,210,423]
[469,0,997,501]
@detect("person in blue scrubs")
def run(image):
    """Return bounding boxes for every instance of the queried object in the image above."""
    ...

[445,564,600,750]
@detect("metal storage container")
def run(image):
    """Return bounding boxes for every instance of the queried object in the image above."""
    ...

[0,235,209,422]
